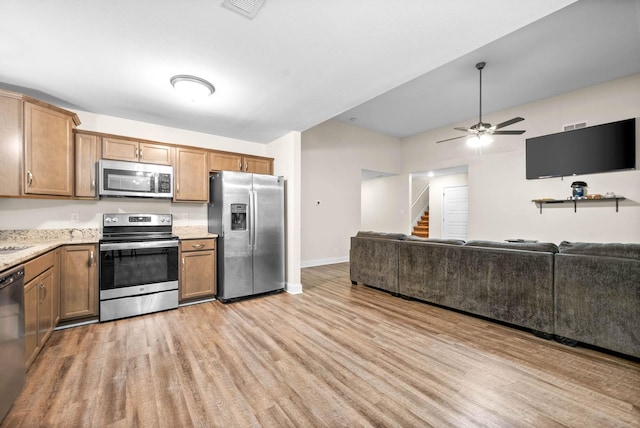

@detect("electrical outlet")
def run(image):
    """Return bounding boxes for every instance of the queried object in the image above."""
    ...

[182,213,189,221]
[70,212,80,223]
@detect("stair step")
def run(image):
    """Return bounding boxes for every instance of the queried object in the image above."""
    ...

[413,210,429,238]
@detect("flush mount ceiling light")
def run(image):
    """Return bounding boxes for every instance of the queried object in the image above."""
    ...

[221,0,265,19]
[170,75,215,101]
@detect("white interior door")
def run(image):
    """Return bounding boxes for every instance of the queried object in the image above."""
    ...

[442,185,468,240]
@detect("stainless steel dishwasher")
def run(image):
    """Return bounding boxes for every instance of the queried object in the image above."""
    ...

[0,266,25,423]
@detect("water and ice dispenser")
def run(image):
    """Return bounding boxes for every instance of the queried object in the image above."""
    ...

[230,203,247,230]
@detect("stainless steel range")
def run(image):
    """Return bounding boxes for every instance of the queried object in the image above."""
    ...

[99,213,179,322]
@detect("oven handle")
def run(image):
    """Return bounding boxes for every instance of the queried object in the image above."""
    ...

[100,240,179,251]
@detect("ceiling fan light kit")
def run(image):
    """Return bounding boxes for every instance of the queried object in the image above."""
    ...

[437,61,526,148]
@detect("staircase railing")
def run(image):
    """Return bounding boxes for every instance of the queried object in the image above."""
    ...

[411,182,430,227]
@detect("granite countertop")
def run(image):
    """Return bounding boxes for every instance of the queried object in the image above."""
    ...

[0,227,217,272]
[173,226,218,240]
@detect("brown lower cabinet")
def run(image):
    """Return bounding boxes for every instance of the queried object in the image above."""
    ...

[180,238,217,302]
[60,244,98,321]
[24,251,56,368]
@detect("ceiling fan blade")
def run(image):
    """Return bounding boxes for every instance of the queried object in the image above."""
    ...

[453,127,471,132]
[492,130,526,135]
[494,117,524,129]
[436,135,468,143]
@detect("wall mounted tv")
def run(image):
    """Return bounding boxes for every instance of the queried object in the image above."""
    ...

[525,118,636,179]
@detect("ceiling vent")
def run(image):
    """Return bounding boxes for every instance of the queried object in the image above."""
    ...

[563,121,587,131]
[221,0,265,19]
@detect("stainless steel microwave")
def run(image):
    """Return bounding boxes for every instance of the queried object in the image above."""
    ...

[98,159,174,198]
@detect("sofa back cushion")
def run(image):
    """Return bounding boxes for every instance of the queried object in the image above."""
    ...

[404,236,465,245]
[464,240,558,253]
[558,241,640,260]
[355,231,406,240]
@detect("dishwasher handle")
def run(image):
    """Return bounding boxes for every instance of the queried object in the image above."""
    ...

[0,268,24,290]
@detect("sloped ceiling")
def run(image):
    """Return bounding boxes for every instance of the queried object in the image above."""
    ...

[1,1,638,144]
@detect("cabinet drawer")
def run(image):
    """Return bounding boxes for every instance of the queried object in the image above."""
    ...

[24,250,55,283]
[180,239,216,252]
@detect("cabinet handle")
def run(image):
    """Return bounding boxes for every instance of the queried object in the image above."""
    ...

[244,162,248,171]
[192,244,205,249]
[176,182,179,193]
[91,179,95,190]
[182,257,185,266]
[135,147,139,159]
[27,171,33,186]
[238,159,242,171]
[140,149,143,159]
[89,250,94,266]
[39,283,47,303]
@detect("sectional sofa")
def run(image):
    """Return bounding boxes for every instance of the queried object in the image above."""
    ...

[350,231,640,358]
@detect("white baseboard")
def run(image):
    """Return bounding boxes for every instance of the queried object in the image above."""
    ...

[286,282,303,294]
[301,256,349,268]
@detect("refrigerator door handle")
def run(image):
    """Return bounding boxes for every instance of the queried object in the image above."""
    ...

[252,189,259,250]
[249,189,256,249]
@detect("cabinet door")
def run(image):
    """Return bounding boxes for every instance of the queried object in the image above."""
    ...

[180,249,216,301]
[209,151,242,172]
[24,280,39,367]
[175,147,209,202]
[139,142,173,165]
[102,137,139,161]
[24,102,74,196]
[75,133,101,198]
[60,245,98,321]
[0,93,22,196]
[244,155,273,175]
[37,269,55,346]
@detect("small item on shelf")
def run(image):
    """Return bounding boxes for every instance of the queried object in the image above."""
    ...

[571,181,588,199]
[604,192,616,198]
[587,194,602,199]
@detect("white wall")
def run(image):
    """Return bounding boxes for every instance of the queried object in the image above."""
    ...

[301,119,401,266]
[266,131,302,293]
[402,73,640,244]
[361,174,410,234]
[0,110,277,232]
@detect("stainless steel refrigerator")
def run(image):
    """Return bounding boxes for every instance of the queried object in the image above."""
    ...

[208,171,285,301]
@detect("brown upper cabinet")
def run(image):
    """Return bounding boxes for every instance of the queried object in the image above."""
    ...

[209,150,273,175]
[102,137,173,165]
[74,132,101,199]
[175,147,209,202]
[0,89,80,198]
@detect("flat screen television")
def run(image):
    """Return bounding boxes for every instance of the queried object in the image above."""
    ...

[525,118,636,179]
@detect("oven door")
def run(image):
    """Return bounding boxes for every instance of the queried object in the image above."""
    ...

[99,240,179,300]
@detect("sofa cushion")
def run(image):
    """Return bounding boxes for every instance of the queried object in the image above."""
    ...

[558,241,640,260]
[464,240,558,253]
[405,236,465,245]
[355,231,406,240]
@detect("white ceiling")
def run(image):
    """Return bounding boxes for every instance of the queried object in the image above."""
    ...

[1,1,638,144]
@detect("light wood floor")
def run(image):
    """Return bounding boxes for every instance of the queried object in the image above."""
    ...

[3,263,639,427]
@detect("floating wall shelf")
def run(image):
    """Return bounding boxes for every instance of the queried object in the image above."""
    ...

[532,197,625,214]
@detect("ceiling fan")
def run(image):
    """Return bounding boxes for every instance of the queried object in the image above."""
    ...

[437,61,525,145]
